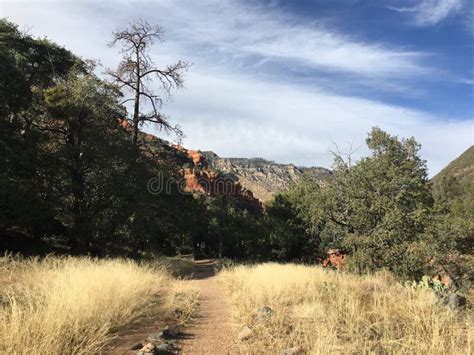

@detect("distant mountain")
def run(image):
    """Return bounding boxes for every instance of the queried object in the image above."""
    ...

[432,146,474,196]
[126,127,264,213]
[202,152,331,202]
[130,122,331,204]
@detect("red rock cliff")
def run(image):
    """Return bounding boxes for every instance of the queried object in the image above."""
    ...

[180,149,263,214]
[118,121,263,214]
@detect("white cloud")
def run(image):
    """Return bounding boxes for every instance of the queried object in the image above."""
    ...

[458,78,474,85]
[151,0,428,78]
[1,0,472,177]
[388,0,463,26]
[464,3,474,33]
[159,68,473,176]
[1,0,430,83]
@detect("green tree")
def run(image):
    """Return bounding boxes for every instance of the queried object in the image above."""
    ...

[265,184,320,261]
[291,128,434,278]
[424,175,474,289]
[0,18,201,258]
[38,68,128,252]
[0,19,80,252]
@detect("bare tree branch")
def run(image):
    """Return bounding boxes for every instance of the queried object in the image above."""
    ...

[107,19,189,144]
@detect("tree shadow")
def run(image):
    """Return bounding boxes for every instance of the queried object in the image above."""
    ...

[191,259,216,280]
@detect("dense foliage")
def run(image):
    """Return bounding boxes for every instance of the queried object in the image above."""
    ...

[0,20,194,256]
[267,129,472,285]
[0,19,267,259]
[1,19,471,286]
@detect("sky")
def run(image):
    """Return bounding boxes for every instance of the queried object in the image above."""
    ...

[1,0,473,175]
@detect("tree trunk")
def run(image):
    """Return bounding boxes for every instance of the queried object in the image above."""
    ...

[132,48,141,144]
[218,215,224,258]
[68,130,88,253]
[219,234,223,258]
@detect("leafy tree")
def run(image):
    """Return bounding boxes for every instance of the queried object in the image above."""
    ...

[0,19,82,89]
[0,19,80,252]
[187,195,265,259]
[107,19,189,144]
[0,18,204,258]
[265,186,320,261]
[424,175,474,289]
[38,68,128,252]
[288,128,434,278]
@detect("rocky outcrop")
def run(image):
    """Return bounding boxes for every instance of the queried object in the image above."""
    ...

[179,150,263,214]
[120,119,321,212]
[202,152,331,202]
[187,149,207,166]
[143,141,263,213]
[322,249,347,269]
[434,292,467,310]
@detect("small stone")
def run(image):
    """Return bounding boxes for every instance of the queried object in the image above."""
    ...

[443,293,467,310]
[173,308,183,318]
[237,325,253,341]
[158,324,180,339]
[255,306,273,323]
[282,346,301,355]
[155,343,175,354]
[166,324,181,337]
[257,306,273,316]
[139,342,156,354]
[130,342,143,350]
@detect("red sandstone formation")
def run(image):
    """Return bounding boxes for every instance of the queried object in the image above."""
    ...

[178,148,262,213]
[322,249,347,269]
[119,123,263,213]
[432,257,465,288]
[119,118,132,131]
[433,271,453,288]
[183,168,204,192]
[181,165,262,213]
[187,150,207,166]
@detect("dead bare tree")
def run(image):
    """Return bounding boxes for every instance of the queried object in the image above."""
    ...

[107,19,189,144]
[329,138,361,169]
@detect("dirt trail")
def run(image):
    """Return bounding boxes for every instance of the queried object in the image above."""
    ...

[179,260,237,354]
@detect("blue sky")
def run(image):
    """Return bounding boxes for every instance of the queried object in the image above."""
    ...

[1,0,473,175]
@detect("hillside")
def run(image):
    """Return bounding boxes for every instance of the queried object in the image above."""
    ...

[130,124,264,214]
[134,129,332,204]
[202,152,331,202]
[432,145,474,196]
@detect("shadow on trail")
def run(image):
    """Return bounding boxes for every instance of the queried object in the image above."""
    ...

[191,259,216,280]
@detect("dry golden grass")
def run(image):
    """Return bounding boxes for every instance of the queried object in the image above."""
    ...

[164,281,201,324]
[219,263,473,354]
[0,254,198,354]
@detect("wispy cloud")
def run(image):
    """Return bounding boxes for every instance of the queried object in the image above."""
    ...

[464,3,474,33]
[457,78,474,85]
[387,0,463,26]
[152,0,428,78]
[2,0,472,176]
[161,68,473,176]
